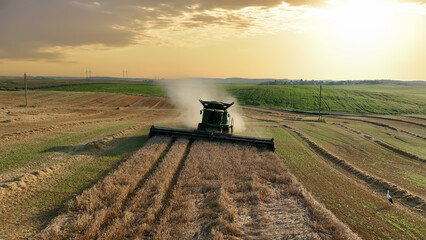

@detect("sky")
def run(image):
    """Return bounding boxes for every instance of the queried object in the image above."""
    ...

[0,0,425,80]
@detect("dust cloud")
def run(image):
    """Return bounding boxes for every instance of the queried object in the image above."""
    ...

[164,79,246,133]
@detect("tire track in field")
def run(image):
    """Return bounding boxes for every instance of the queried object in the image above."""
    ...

[332,123,426,163]
[153,139,193,227]
[153,141,358,240]
[365,115,426,128]
[404,115,426,121]
[78,137,176,240]
[90,137,177,239]
[116,137,177,211]
[96,138,191,239]
[281,124,426,214]
[333,116,426,140]
[34,137,172,240]
[35,139,359,240]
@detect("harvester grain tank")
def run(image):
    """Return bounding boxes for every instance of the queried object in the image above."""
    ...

[197,100,234,133]
[149,100,275,151]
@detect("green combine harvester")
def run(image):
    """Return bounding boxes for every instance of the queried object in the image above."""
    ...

[149,100,275,151]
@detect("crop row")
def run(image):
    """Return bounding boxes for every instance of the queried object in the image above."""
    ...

[36,137,358,239]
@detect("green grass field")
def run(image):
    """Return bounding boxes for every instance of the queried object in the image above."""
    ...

[226,84,426,114]
[43,83,165,96]
[47,83,426,114]
[0,78,153,91]
[3,78,425,114]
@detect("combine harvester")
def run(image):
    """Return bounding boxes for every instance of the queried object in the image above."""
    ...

[149,100,275,151]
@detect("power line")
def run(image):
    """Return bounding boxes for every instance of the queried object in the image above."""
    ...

[85,69,92,80]
[24,72,28,106]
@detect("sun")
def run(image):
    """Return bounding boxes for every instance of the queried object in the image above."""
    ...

[327,0,396,45]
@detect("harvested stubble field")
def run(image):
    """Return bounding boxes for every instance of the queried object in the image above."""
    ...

[1,89,426,239]
[243,107,426,239]
[35,137,356,240]
[0,90,174,239]
[289,122,426,198]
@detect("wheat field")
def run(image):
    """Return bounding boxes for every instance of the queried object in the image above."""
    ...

[35,137,357,239]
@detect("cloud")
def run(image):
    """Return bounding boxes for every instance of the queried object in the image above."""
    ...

[284,0,328,7]
[401,0,426,3]
[0,0,137,60]
[187,0,283,10]
[1,0,290,60]
[1,0,423,61]
[98,0,284,11]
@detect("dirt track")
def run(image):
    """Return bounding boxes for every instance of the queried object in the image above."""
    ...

[36,137,357,239]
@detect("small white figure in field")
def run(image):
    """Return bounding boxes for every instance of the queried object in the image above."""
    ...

[387,190,393,204]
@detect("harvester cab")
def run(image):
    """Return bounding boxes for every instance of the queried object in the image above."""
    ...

[198,100,234,134]
[148,99,275,152]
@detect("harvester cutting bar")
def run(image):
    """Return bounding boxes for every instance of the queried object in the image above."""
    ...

[149,125,275,152]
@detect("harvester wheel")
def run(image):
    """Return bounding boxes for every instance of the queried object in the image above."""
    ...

[197,123,205,131]
[223,128,229,134]
[231,118,234,134]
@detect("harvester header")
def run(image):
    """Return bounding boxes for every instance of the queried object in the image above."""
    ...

[149,99,275,151]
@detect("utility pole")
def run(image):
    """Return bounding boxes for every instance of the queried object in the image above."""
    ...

[318,85,322,121]
[24,72,28,106]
